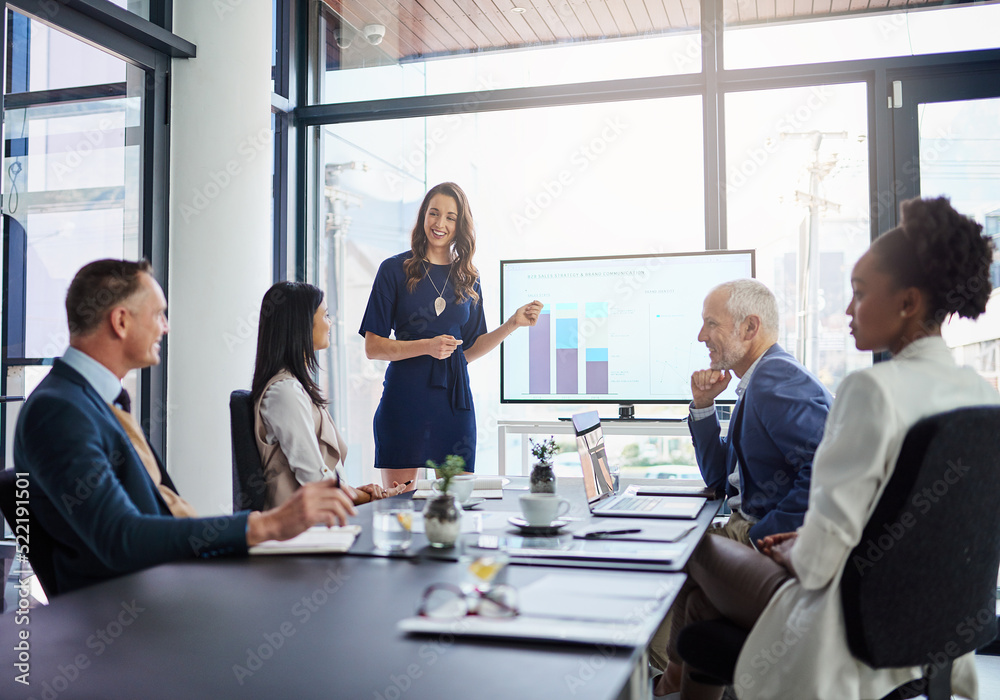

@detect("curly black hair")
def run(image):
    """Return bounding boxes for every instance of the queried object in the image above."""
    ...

[871,196,995,324]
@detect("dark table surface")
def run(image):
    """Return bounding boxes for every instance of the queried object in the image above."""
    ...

[0,477,719,699]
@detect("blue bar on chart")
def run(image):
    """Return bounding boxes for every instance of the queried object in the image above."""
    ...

[585,301,609,394]
[528,306,550,394]
[555,304,578,394]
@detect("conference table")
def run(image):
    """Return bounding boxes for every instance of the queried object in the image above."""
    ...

[0,477,721,700]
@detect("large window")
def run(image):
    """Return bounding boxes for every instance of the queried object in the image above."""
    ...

[312,95,706,482]
[726,82,872,391]
[1,2,187,466]
[3,10,144,467]
[319,0,702,104]
[302,0,1000,480]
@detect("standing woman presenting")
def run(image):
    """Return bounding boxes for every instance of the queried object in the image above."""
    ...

[360,182,542,490]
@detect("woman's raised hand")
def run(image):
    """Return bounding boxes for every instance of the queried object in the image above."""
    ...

[512,300,543,328]
[425,335,462,360]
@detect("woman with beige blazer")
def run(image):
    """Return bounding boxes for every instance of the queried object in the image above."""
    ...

[251,281,401,510]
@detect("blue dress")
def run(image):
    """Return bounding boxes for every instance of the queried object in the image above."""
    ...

[359,252,487,472]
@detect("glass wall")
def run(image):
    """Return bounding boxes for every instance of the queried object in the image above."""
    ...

[319,0,702,104]
[3,10,144,467]
[726,82,872,392]
[306,0,1000,478]
[313,95,706,481]
[724,4,1000,70]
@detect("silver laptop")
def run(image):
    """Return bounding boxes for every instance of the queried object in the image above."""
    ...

[572,411,706,520]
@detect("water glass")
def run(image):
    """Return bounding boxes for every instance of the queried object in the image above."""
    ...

[372,499,413,554]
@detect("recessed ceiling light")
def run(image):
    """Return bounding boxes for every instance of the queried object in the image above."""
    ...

[511,7,527,13]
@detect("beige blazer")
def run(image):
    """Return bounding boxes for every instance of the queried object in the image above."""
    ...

[254,370,348,510]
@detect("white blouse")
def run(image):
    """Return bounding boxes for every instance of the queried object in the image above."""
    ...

[734,336,999,700]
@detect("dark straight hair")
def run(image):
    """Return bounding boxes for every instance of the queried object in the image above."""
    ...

[251,281,326,407]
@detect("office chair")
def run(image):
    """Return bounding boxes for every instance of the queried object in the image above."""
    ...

[676,405,1000,700]
[0,468,61,597]
[229,390,268,513]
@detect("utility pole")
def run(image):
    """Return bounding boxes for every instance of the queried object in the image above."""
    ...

[781,131,846,370]
[324,161,366,433]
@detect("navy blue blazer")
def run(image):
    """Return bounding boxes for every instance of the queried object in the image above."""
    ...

[689,344,833,542]
[13,359,249,594]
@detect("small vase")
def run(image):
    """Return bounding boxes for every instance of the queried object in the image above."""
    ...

[529,462,556,494]
[424,493,461,548]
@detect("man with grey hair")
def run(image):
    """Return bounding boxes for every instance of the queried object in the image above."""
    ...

[649,279,834,687]
[689,278,832,544]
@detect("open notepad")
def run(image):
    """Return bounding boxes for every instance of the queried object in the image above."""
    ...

[411,477,507,499]
[248,525,362,555]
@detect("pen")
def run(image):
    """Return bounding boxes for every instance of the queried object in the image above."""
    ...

[402,480,413,486]
[583,528,642,539]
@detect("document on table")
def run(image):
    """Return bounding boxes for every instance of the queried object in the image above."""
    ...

[571,519,696,543]
[398,571,685,647]
[412,476,508,499]
[249,525,362,555]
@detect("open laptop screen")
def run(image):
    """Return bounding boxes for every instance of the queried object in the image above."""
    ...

[572,411,615,504]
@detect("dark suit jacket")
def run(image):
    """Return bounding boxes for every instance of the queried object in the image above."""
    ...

[13,359,248,594]
[689,344,833,542]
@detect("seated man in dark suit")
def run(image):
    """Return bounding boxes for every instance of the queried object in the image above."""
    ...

[651,279,833,685]
[688,279,832,545]
[14,259,357,595]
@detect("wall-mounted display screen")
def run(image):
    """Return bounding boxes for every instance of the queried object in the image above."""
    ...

[500,250,756,405]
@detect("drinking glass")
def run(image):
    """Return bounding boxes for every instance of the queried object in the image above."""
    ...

[372,499,413,554]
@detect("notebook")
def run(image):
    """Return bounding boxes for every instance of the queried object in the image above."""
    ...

[248,525,361,555]
[412,476,506,499]
[572,411,706,520]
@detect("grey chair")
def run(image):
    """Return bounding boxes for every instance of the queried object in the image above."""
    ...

[0,468,61,597]
[677,405,1000,700]
[229,390,268,513]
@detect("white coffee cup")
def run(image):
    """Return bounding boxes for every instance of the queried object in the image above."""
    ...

[435,474,476,505]
[519,493,571,526]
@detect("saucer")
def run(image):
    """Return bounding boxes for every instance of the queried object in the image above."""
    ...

[461,497,485,510]
[507,516,570,536]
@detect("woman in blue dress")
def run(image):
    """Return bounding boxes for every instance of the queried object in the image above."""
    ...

[360,182,542,490]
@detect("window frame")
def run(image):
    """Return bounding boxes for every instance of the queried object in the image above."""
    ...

[1,0,194,462]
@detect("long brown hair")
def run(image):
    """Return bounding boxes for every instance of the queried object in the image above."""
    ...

[402,182,480,305]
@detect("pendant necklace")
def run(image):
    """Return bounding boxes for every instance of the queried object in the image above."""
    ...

[424,262,453,316]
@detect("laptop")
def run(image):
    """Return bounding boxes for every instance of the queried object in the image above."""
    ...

[572,411,706,520]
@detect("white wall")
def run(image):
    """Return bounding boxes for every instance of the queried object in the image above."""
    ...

[167,2,272,514]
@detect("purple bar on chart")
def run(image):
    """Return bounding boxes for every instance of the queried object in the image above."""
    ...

[556,349,578,394]
[586,361,608,394]
[528,311,550,394]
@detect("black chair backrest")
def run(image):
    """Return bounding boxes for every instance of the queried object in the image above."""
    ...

[842,406,1000,668]
[0,468,61,597]
[229,390,268,513]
